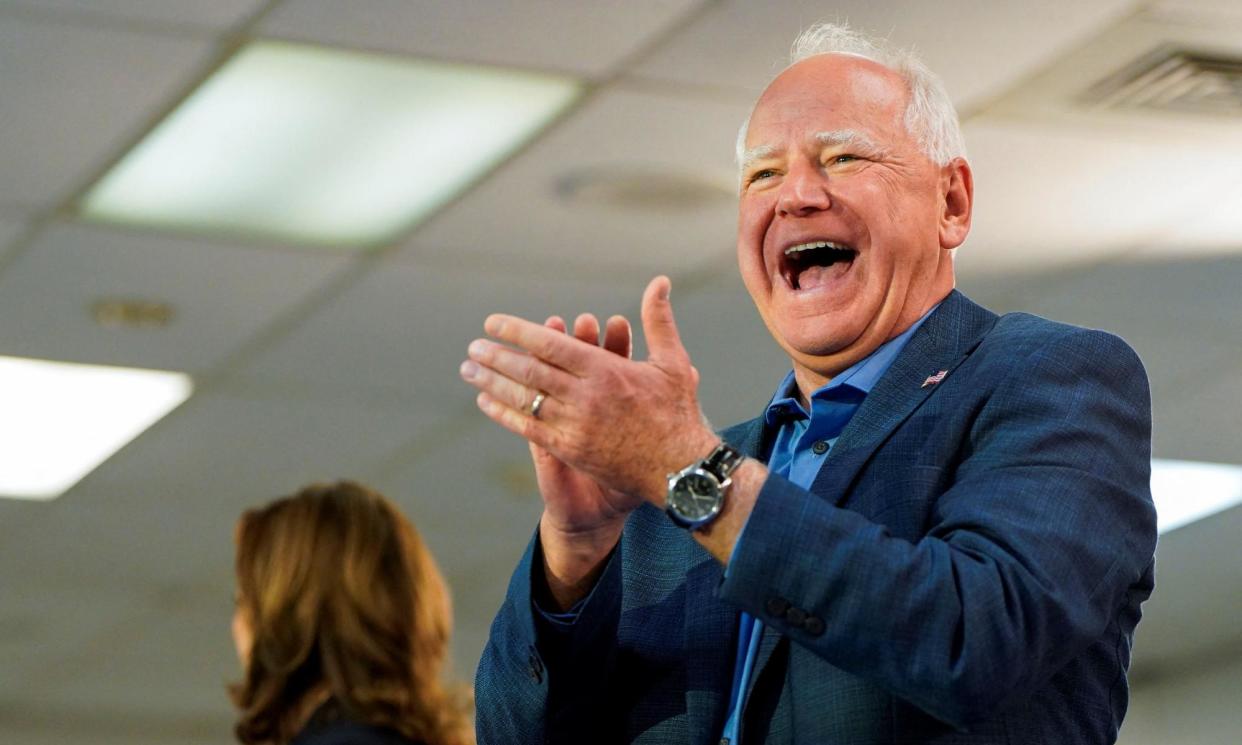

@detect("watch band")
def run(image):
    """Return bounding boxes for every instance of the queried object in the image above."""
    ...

[701,442,744,481]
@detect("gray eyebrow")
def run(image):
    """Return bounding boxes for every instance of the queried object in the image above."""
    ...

[814,129,882,153]
[738,143,780,172]
[739,130,884,174]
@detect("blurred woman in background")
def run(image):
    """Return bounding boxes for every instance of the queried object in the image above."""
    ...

[229,481,472,745]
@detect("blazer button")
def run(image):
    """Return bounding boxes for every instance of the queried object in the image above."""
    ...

[784,606,807,626]
[803,615,825,636]
[765,597,790,616]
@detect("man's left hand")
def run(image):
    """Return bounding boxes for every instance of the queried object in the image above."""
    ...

[460,275,719,506]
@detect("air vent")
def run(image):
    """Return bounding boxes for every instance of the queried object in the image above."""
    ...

[1084,45,1242,116]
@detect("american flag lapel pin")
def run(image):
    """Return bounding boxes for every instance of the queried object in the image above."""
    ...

[921,370,948,388]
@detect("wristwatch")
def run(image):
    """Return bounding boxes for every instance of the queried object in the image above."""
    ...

[666,443,745,530]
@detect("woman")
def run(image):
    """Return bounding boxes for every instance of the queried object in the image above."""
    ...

[229,481,472,745]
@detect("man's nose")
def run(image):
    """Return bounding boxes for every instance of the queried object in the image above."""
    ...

[777,160,832,217]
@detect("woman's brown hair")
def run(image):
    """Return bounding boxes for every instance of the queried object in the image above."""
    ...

[229,481,471,745]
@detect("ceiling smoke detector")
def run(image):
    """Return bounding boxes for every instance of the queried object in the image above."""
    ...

[1084,45,1242,116]
[91,298,175,329]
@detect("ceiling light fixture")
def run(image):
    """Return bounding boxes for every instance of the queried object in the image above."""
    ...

[0,355,193,500]
[1151,458,1242,533]
[80,40,581,248]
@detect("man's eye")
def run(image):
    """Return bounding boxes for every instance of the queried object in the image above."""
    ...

[832,154,857,164]
[748,169,777,184]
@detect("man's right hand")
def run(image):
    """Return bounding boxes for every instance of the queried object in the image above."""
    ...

[534,313,634,611]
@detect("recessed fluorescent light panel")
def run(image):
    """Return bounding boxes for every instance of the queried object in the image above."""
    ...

[1151,458,1242,533]
[0,356,192,500]
[81,41,581,248]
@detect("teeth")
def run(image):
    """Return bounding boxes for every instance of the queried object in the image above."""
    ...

[785,240,851,256]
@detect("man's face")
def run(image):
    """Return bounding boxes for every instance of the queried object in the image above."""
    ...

[737,54,964,389]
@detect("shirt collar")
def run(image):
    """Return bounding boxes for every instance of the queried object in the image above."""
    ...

[764,302,940,425]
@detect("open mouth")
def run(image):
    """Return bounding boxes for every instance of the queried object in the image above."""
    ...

[782,240,858,290]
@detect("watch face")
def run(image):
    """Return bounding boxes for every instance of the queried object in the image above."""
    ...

[671,470,721,520]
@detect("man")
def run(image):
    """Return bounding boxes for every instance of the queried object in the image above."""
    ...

[460,22,1156,745]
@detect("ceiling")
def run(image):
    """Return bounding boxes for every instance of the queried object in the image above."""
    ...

[1,1,1241,742]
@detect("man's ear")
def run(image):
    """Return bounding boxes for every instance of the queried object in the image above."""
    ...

[938,157,973,250]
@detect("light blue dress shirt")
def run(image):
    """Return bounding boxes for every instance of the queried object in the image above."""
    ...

[719,307,935,744]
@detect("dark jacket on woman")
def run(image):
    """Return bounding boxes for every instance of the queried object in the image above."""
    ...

[291,701,425,745]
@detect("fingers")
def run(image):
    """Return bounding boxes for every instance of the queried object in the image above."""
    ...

[462,338,577,419]
[603,315,632,359]
[640,276,689,370]
[467,312,622,427]
[572,313,601,345]
[485,313,597,374]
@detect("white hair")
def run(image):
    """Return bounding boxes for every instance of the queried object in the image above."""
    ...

[735,22,966,171]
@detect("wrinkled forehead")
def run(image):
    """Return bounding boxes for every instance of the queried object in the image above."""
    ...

[747,54,909,144]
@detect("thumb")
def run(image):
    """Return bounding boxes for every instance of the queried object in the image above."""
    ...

[641,276,689,368]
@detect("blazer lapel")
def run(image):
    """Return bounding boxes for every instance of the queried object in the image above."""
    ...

[812,290,997,505]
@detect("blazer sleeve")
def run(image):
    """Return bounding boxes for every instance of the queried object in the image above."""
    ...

[475,527,626,745]
[717,327,1157,728]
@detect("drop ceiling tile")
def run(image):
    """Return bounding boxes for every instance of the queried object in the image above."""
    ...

[369,420,542,584]
[976,12,1242,144]
[954,268,1061,312]
[0,388,459,587]
[441,555,515,680]
[4,725,223,745]
[958,119,1242,274]
[2,727,225,745]
[8,599,238,721]
[1144,175,1242,255]
[0,0,264,30]
[0,222,353,373]
[1150,353,1242,464]
[399,84,748,276]
[1151,0,1242,24]
[0,217,25,261]
[669,269,791,427]
[630,0,1135,107]
[0,582,146,698]
[1000,255,1242,343]
[0,15,216,211]
[261,0,703,77]
[239,256,653,404]
[960,257,1241,423]
[1131,503,1242,668]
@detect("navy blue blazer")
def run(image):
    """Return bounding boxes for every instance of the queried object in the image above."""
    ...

[476,290,1157,744]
